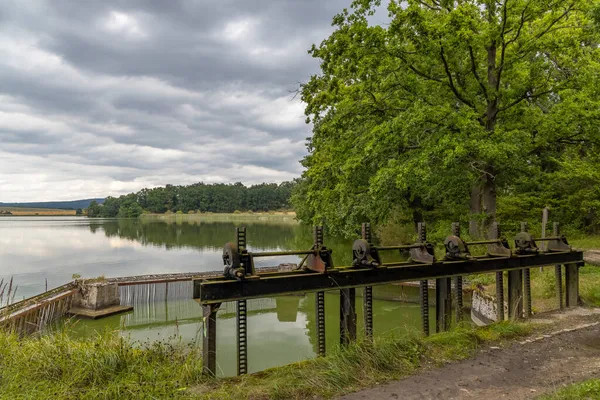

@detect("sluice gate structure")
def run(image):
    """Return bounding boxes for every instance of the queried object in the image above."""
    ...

[195,222,586,377]
[0,219,590,379]
[0,268,286,335]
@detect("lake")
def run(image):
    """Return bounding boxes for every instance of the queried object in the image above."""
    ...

[0,216,435,376]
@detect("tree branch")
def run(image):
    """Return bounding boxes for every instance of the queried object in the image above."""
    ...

[415,0,441,11]
[497,89,553,113]
[469,46,488,100]
[440,46,476,109]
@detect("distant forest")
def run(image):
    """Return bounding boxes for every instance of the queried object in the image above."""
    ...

[0,199,104,210]
[86,182,296,218]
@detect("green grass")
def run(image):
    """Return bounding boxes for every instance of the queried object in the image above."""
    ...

[141,212,298,224]
[568,236,600,251]
[0,330,203,399]
[0,322,531,399]
[539,378,600,399]
[191,322,531,399]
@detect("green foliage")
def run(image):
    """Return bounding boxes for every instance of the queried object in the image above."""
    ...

[0,317,533,399]
[0,329,203,399]
[295,0,600,236]
[86,200,101,218]
[87,181,296,219]
[540,378,600,399]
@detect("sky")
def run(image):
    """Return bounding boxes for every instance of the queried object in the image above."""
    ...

[0,0,360,202]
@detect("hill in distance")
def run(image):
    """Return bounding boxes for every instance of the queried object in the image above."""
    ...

[0,198,105,210]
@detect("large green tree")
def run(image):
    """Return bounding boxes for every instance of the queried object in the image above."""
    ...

[296,0,600,236]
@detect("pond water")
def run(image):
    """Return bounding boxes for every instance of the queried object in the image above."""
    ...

[0,216,435,376]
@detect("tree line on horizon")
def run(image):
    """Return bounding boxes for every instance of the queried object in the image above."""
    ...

[86,181,296,218]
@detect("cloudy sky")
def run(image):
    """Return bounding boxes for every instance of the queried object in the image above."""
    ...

[0,0,362,202]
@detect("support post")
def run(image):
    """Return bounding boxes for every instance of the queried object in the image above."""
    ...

[491,222,505,321]
[553,223,564,309]
[236,227,248,375]
[361,223,374,340]
[565,264,579,307]
[236,300,247,375]
[363,286,373,338]
[202,303,221,376]
[417,222,429,336]
[452,222,463,322]
[420,279,429,335]
[436,222,452,332]
[340,288,357,345]
[521,222,532,318]
[315,291,326,356]
[314,226,326,356]
[508,270,523,320]
[436,277,452,332]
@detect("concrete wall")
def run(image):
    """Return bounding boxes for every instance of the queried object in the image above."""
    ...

[471,290,508,326]
[72,282,120,311]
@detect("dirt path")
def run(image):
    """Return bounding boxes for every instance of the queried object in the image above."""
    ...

[341,313,600,400]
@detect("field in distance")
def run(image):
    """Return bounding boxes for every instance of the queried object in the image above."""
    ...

[0,207,76,216]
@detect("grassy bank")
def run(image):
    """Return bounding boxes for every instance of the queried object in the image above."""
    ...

[140,211,297,223]
[0,207,76,216]
[540,379,600,399]
[0,322,530,399]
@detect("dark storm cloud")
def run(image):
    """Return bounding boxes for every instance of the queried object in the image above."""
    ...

[0,0,365,201]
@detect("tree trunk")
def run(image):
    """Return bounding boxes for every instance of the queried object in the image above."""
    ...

[469,184,482,238]
[482,171,496,238]
[481,34,499,237]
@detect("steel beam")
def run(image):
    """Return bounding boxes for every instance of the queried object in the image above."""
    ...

[195,252,584,304]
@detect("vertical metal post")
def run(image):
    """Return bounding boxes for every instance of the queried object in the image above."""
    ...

[418,222,429,336]
[236,227,248,375]
[521,222,532,318]
[436,222,452,332]
[340,288,357,345]
[508,269,524,320]
[491,222,505,321]
[315,291,326,356]
[553,223,564,309]
[236,300,247,375]
[565,264,580,307]
[202,303,220,376]
[436,276,452,332]
[361,223,374,339]
[314,226,326,356]
[340,223,356,345]
[452,222,463,322]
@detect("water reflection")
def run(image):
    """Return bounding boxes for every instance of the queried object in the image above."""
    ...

[0,217,353,299]
[69,287,436,377]
[0,217,440,376]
